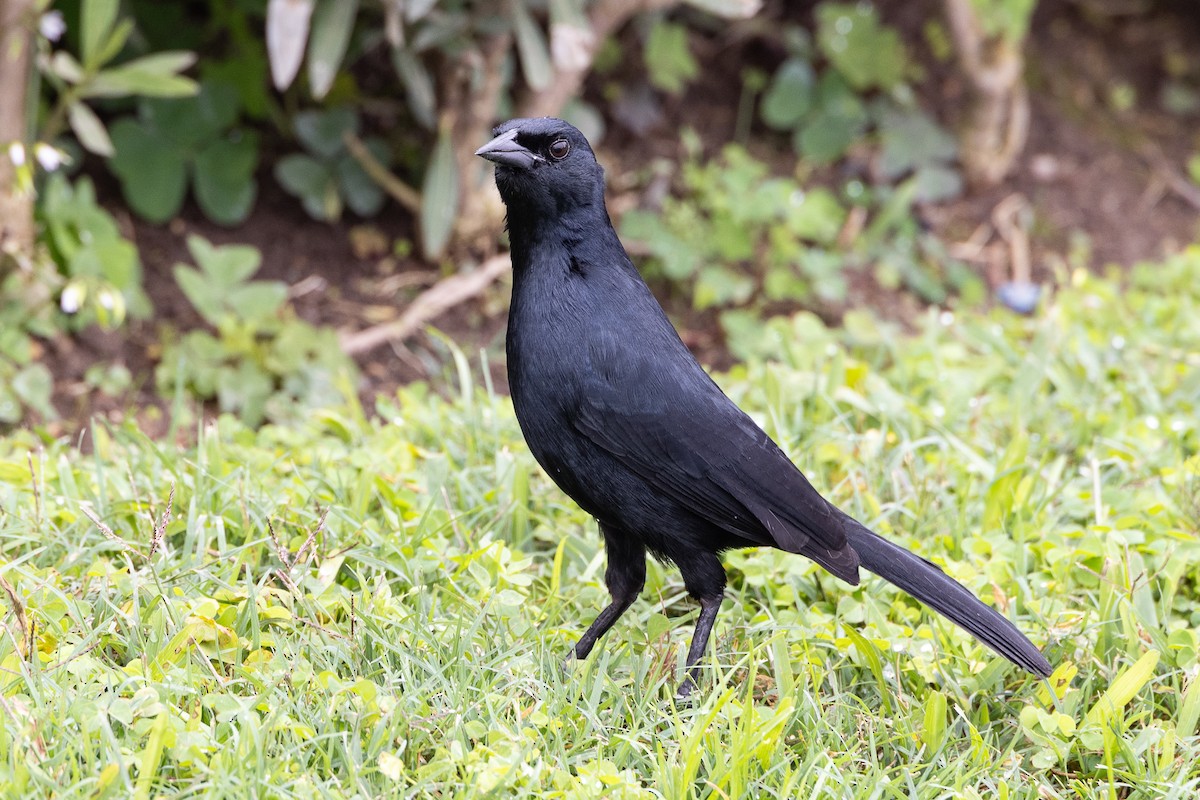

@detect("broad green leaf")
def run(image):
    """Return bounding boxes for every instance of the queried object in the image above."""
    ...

[816,3,908,91]
[336,142,387,218]
[267,0,315,90]
[761,59,815,130]
[307,0,359,99]
[419,126,458,260]
[921,691,948,753]
[49,52,85,83]
[193,134,261,226]
[12,364,54,418]
[275,154,337,220]
[202,50,272,120]
[878,108,958,179]
[785,187,846,245]
[174,264,224,326]
[81,0,119,69]
[1085,650,1160,727]
[693,265,755,310]
[912,164,964,203]
[68,103,114,156]
[227,283,289,324]
[1179,674,1200,740]
[107,118,187,222]
[191,238,262,286]
[87,52,199,98]
[143,81,240,151]
[644,21,698,95]
[95,18,135,67]
[294,107,357,159]
[391,49,436,130]
[512,1,554,91]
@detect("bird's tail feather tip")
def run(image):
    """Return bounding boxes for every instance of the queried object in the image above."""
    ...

[842,513,1053,678]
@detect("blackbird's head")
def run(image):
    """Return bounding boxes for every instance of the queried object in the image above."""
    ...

[476,118,604,215]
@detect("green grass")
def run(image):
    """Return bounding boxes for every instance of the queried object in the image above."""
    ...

[2,249,1199,798]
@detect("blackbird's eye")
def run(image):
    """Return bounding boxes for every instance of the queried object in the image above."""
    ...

[548,138,570,160]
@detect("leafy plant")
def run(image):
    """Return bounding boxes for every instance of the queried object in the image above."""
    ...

[644,20,699,95]
[274,107,390,222]
[107,81,260,226]
[37,173,151,328]
[36,0,199,157]
[621,143,980,352]
[157,235,356,427]
[758,4,962,201]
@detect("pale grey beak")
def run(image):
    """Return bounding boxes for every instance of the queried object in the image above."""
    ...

[475,128,543,170]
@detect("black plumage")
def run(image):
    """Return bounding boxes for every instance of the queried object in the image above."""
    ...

[477,117,1052,697]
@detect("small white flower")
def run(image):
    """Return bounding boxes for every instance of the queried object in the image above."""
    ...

[1145,416,1160,430]
[98,289,116,310]
[939,310,954,326]
[39,11,66,42]
[61,283,84,314]
[34,143,65,172]
[8,142,25,167]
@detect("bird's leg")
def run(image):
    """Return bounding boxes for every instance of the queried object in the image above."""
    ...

[676,594,724,699]
[573,526,646,660]
[676,552,728,699]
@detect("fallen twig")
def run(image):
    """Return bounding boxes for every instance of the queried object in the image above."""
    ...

[340,254,510,356]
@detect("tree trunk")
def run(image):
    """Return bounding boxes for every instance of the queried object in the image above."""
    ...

[1,0,36,259]
[943,0,1031,188]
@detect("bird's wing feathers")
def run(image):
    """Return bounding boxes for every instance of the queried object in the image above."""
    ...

[572,332,858,580]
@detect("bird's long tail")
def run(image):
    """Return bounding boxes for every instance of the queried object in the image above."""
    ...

[841,512,1053,677]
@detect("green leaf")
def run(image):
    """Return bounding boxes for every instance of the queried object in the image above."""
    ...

[174,263,224,325]
[921,691,948,753]
[143,81,240,151]
[188,236,262,285]
[87,52,199,98]
[912,164,963,203]
[193,134,260,226]
[391,49,436,130]
[336,144,387,218]
[761,59,815,130]
[644,21,698,95]
[693,266,755,310]
[227,283,289,324]
[785,187,846,244]
[12,364,55,418]
[95,18,135,68]
[816,3,908,91]
[68,102,114,156]
[275,154,338,221]
[513,1,554,91]
[307,0,359,99]
[107,118,187,222]
[878,109,958,179]
[1085,650,1160,728]
[82,0,119,69]
[202,50,272,120]
[419,126,459,260]
[294,107,357,159]
[793,72,868,164]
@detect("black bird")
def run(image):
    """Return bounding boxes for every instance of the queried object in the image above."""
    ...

[477,117,1052,697]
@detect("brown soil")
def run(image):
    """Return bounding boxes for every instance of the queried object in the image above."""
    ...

[32,0,1200,437]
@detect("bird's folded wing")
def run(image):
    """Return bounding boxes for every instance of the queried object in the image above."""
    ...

[571,371,853,567]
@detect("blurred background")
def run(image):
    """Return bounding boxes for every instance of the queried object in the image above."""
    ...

[1,0,1198,433]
